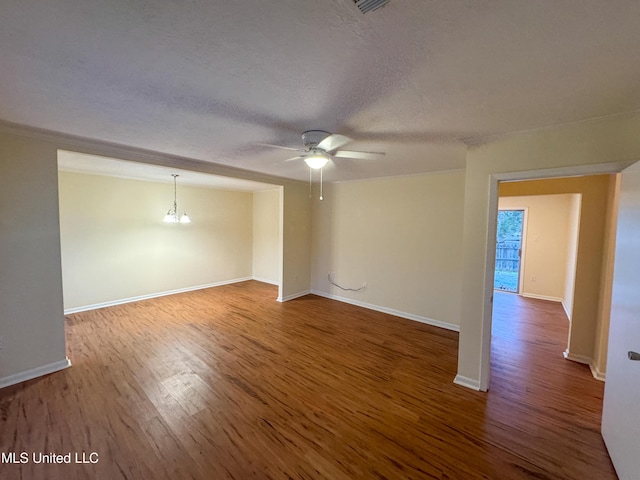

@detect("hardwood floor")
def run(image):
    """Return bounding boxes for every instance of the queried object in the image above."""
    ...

[0,283,616,479]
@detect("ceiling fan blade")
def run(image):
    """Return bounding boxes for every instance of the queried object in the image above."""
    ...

[317,134,352,152]
[256,142,303,152]
[283,156,304,163]
[333,150,386,160]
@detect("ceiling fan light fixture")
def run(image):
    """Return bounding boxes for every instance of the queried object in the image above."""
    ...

[304,152,329,170]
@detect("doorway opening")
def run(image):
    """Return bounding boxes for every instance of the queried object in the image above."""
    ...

[487,175,619,393]
[493,209,524,293]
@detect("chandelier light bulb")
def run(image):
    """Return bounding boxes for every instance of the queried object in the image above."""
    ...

[163,174,191,224]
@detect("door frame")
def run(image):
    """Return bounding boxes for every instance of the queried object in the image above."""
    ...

[494,207,527,294]
[478,162,632,392]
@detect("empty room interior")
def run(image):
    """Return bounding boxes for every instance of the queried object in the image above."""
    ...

[1,1,640,479]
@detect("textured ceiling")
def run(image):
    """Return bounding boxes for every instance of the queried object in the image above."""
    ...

[2,0,639,182]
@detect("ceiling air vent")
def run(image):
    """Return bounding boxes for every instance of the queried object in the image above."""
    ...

[354,0,389,14]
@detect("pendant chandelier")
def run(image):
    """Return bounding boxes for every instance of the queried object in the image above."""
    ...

[163,174,191,224]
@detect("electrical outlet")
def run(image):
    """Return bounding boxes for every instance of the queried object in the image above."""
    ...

[531,275,536,282]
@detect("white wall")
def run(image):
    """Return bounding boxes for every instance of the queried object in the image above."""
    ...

[311,171,465,330]
[498,194,580,313]
[58,171,255,311]
[252,188,282,285]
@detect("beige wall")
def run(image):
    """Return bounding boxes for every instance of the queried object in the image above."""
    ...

[279,182,312,301]
[459,114,640,391]
[564,194,581,321]
[311,171,465,329]
[593,174,621,379]
[252,188,282,285]
[0,132,68,384]
[58,171,254,310]
[498,194,580,311]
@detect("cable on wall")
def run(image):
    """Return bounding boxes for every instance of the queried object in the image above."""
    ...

[328,273,367,292]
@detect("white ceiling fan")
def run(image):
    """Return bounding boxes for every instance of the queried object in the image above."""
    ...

[258,130,385,200]
[259,130,385,170]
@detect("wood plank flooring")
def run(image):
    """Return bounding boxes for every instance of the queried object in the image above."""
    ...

[0,282,616,479]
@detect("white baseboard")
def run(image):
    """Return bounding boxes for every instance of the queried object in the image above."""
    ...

[453,374,481,391]
[252,276,280,286]
[64,277,253,314]
[521,292,564,303]
[310,290,459,332]
[561,301,572,321]
[564,350,605,381]
[563,350,592,364]
[277,290,311,302]
[0,358,71,390]
[590,363,606,382]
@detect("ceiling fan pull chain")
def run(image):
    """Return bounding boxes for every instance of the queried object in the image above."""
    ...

[320,167,324,201]
[309,168,312,198]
